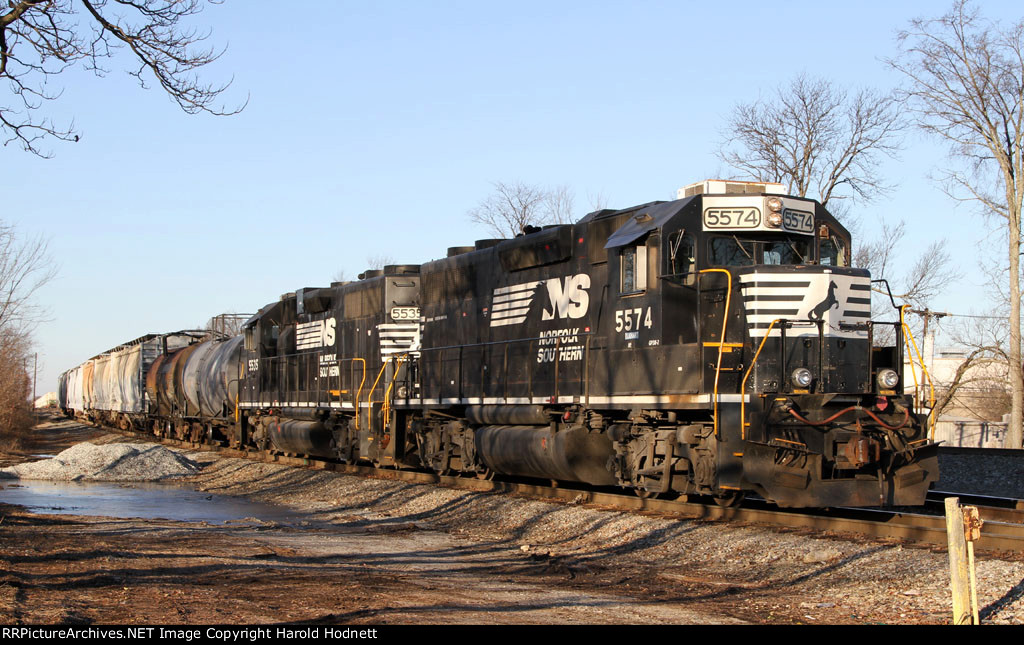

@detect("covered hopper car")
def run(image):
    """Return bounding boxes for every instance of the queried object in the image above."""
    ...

[60,180,939,507]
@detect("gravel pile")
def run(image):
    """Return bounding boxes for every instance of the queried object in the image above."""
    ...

[0,442,200,481]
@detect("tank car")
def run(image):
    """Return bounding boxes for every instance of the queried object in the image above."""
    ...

[146,333,244,444]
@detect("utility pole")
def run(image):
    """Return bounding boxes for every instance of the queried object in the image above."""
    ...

[910,308,951,349]
[33,352,37,408]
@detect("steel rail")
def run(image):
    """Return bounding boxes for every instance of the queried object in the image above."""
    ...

[926,490,1024,525]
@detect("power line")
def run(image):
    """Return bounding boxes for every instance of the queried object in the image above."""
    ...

[906,309,1006,321]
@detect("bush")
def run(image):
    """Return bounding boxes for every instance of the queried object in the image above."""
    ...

[0,333,34,451]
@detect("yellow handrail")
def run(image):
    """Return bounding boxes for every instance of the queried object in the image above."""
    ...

[740,319,781,440]
[699,268,733,437]
[352,358,367,429]
[899,307,921,406]
[900,306,936,438]
[381,354,407,428]
[362,354,407,432]
[365,357,392,414]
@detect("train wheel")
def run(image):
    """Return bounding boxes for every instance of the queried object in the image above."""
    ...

[474,468,496,481]
[713,492,745,508]
[336,441,355,464]
[634,488,662,500]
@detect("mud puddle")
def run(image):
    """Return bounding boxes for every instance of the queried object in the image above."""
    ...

[0,479,304,524]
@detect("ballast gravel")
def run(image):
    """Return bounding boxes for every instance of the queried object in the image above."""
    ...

[178,445,1024,625]
[0,442,200,481]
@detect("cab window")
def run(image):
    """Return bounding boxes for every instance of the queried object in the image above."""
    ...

[763,238,811,265]
[709,237,755,266]
[621,245,648,294]
[662,231,696,287]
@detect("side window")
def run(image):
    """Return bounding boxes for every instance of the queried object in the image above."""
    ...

[621,244,648,294]
[261,324,279,355]
[820,235,848,267]
[667,230,696,285]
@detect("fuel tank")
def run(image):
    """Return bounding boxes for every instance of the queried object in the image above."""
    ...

[475,425,617,486]
[264,417,336,458]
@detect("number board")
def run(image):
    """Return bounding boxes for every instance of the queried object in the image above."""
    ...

[702,207,761,229]
[782,209,814,233]
[390,306,420,321]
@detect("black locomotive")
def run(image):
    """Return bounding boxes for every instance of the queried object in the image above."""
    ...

[60,180,939,507]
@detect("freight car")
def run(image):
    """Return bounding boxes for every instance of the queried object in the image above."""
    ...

[59,331,207,431]
[60,180,939,508]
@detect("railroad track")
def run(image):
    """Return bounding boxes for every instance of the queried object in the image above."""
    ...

[88,422,1024,554]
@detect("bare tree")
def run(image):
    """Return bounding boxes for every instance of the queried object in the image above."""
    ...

[0,329,33,446]
[719,73,951,336]
[0,0,243,157]
[935,330,1010,420]
[586,189,609,213]
[0,221,53,441]
[718,73,904,207]
[854,221,957,313]
[366,254,396,271]
[468,181,576,238]
[0,222,55,336]
[888,0,1024,449]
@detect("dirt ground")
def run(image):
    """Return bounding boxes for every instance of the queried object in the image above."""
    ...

[0,414,1022,625]
[0,416,744,625]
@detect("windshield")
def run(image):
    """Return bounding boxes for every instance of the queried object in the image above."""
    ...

[709,235,813,267]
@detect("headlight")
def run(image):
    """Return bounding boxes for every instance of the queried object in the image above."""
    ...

[791,368,813,388]
[766,211,783,227]
[877,369,899,389]
[767,196,783,212]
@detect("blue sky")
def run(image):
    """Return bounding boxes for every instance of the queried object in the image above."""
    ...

[5,0,1021,392]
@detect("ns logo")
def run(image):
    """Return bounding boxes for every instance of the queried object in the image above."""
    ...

[296,317,337,351]
[542,274,591,320]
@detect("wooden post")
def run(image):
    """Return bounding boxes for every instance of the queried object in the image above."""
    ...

[963,505,983,625]
[945,497,973,624]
